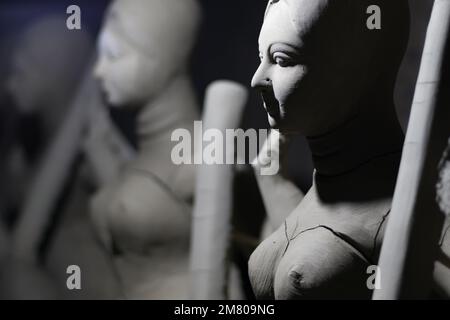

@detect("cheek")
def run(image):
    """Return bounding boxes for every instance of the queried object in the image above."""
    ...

[272,66,308,109]
[104,55,143,105]
[114,56,141,93]
[138,52,177,96]
[138,60,171,95]
[123,55,174,103]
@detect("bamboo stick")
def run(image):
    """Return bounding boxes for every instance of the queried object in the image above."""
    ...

[373,0,450,299]
[11,67,96,263]
[190,80,247,299]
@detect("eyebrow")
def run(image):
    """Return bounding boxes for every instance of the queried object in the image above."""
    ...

[269,42,302,54]
[258,43,301,58]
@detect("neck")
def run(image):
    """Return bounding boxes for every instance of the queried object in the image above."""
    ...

[306,92,404,177]
[136,73,198,151]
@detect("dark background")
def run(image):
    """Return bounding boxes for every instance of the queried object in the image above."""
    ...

[0,0,436,191]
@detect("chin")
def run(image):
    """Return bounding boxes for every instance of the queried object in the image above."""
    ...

[104,92,128,109]
[268,115,295,133]
[271,118,304,135]
[108,99,126,109]
[268,115,280,129]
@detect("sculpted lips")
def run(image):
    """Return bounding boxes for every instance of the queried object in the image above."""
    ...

[261,89,281,120]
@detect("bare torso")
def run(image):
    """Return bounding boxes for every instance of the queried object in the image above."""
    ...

[249,153,399,299]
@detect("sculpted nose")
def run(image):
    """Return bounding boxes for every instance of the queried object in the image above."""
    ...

[251,63,271,90]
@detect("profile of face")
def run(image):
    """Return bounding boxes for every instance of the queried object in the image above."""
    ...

[251,0,407,136]
[94,0,200,109]
[94,28,164,108]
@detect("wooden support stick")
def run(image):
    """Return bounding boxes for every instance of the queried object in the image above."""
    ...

[11,67,96,263]
[190,80,247,299]
[374,0,450,299]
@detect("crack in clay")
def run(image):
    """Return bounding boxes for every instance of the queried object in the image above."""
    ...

[371,210,391,260]
[281,210,387,264]
[287,224,373,264]
[283,221,290,256]
[439,222,450,247]
[282,219,300,256]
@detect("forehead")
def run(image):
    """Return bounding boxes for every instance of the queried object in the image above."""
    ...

[98,20,149,55]
[97,26,121,51]
[258,0,329,51]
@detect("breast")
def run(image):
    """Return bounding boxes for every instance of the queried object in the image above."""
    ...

[90,169,191,255]
[248,190,389,299]
[273,227,372,299]
[248,226,287,299]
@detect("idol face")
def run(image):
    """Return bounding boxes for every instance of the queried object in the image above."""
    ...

[94,25,174,109]
[94,0,200,109]
[251,0,371,136]
[95,28,139,108]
